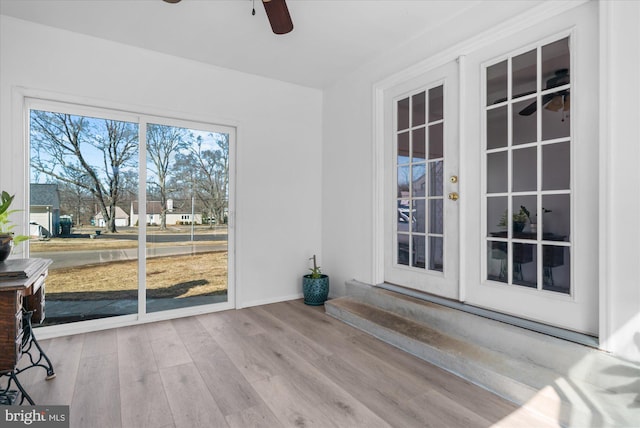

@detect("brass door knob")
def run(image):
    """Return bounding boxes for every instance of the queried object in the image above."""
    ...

[448,192,459,201]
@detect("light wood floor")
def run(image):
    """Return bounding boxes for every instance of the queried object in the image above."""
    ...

[17,300,557,428]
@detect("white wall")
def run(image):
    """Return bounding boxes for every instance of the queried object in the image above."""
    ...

[600,0,640,362]
[322,1,640,361]
[0,16,323,308]
[321,0,551,296]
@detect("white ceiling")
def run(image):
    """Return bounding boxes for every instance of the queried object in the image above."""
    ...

[1,0,539,89]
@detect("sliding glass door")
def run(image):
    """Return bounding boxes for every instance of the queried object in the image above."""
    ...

[144,123,229,313]
[27,100,233,326]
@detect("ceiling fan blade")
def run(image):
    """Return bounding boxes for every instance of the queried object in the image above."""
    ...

[518,93,556,116]
[262,0,294,35]
[518,100,537,116]
[163,0,182,3]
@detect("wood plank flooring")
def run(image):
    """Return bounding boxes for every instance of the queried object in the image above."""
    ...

[15,300,558,428]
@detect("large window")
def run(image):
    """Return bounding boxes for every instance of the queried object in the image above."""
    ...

[485,37,571,294]
[28,101,233,326]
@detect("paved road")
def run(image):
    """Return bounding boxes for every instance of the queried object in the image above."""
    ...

[35,243,227,269]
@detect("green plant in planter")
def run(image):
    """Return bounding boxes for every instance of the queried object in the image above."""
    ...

[303,254,329,306]
[308,255,322,279]
[498,205,529,228]
[0,191,29,261]
[498,205,552,233]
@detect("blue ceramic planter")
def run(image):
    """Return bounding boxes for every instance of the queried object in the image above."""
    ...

[302,274,329,306]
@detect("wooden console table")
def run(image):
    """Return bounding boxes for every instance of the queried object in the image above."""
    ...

[0,258,55,405]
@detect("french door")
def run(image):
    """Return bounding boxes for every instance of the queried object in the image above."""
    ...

[384,60,459,299]
[463,3,599,335]
[382,2,598,335]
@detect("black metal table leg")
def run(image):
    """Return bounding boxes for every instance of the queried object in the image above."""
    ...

[0,370,35,405]
[14,310,56,381]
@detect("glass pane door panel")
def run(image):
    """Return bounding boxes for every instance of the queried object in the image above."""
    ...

[412,236,426,268]
[513,243,537,287]
[397,165,410,197]
[412,165,426,197]
[542,194,570,239]
[29,109,139,326]
[397,97,410,130]
[542,105,570,140]
[429,237,443,272]
[512,147,537,192]
[146,125,229,313]
[412,128,426,162]
[398,131,410,164]
[512,49,537,99]
[412,92,426,127]
[487,196,507,235]
[487,241,508,283]
[428,161,444,196]
[513,99,537,145]
[397,234,410,266]
[487,60,508,105]
[543,246,570,294]
[542,142,570,190]
[429,123,444,159]
[428,86,443,122]
[487,106,508,149]
[513,195,536,238]
[487,152,508,193]
[412,200,426,233]
[542,38,570,90]
[429,199,443,234]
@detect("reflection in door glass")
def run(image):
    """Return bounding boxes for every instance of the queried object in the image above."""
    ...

[397,97,410,130]
[512,49,537,99]
[429,237,443,272]
[30,109,139,326]
[412,92,426,127]
[512,147,537,192]
[542,142,570,190]
[513,99,537,145]
[146,124,229,313]
[486,60,508,105]
[487,106,508,149]
[395,86,444,272]
[485,37,571,294]
[486,152,508,194]
[412,128,426,162]
[429,86,443,122]
[429,123,443,159]
[542,246,570,294]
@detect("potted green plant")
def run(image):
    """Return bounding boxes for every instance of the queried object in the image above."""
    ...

[0,191,29,262]
[498,205,530,233]
[302,254,329,306]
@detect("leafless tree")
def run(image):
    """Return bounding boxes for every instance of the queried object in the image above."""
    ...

[30,111,138,232]
[146,124,189,230]
[172,133,229,227]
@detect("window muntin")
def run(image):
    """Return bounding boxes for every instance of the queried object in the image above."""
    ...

[485,37,571,294]
[395,85,444,272]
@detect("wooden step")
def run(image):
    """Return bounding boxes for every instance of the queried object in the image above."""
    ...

[325,281,640,427]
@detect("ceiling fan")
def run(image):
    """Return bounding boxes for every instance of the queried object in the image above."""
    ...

[519,69,570,116]
[162,0,294,35]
